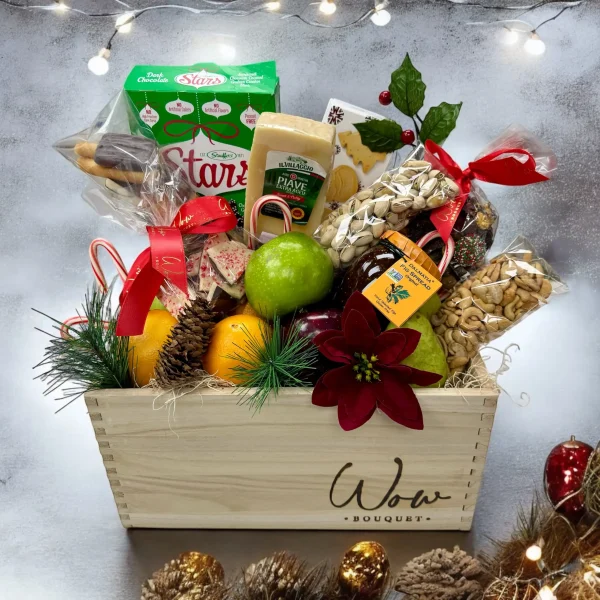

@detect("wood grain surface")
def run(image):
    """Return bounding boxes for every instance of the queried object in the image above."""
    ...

[85,383,499,531]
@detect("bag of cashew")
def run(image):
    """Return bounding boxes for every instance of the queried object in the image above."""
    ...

[431,235,567,374]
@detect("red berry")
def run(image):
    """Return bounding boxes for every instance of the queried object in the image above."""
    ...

[401,129,416,145]
[378,90,392,106]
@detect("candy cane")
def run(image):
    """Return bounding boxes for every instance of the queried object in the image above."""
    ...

[89,238,128,292]
[417,231,455,276]
[59,316,111,340]
[60,239,129,338]
[248,195,293,250]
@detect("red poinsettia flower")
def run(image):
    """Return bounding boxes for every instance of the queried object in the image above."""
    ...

[312,292,441,431]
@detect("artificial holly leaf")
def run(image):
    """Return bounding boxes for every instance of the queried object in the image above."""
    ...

[389,54,426,117]
[355,119,405,153]
[419,102,463,145]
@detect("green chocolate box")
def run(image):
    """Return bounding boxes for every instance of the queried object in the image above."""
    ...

[124,62,280,222]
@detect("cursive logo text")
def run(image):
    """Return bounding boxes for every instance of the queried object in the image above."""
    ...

[330,457,451,511]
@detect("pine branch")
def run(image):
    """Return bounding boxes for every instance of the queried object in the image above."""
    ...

[226,316,319,412]
[33,285,133,412]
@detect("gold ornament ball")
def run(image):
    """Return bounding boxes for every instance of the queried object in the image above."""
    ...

[338,541,390,598]
[178,551,225,585]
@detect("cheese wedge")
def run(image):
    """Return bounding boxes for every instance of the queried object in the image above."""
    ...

[244,113,335,238]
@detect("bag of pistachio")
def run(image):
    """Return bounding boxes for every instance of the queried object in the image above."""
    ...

[313,151,461,269]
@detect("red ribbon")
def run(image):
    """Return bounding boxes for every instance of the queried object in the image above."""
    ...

[116,196,237,336]
[163,119,239,145]
[426,140,549,242]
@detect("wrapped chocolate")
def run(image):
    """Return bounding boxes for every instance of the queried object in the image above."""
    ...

[405,125,556,290]
[54,92,196,233]
[431,236,567,373]
[404,187,499,291]
[54,91,253,331]
[313,154,461,269]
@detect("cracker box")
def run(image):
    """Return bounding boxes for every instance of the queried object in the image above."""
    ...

[124,62,280,223]
[322,99,392,207]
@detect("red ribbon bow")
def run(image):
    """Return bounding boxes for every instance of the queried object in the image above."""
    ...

[116,196,237,336]
[163,119,239,145]
[426,140,549,242]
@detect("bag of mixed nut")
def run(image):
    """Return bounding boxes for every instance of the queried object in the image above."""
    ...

[313,153,461,269]
[431,236,567,373]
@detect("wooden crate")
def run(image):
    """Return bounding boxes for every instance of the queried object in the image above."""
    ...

[84,366,499,530]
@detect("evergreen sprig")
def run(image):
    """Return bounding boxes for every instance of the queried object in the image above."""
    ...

[33,285,133,412]
[226,316,319,412]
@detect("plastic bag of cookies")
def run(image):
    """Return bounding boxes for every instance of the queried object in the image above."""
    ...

[313,147,461,269]
[54,91,194,233]
[430,235,567,374]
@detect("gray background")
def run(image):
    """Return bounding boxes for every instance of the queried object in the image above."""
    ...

[1,0,599,598]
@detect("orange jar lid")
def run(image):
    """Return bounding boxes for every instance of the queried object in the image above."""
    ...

[381,230,441,281]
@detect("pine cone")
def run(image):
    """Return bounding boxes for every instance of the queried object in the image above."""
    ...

[154,297,216,389]
[141,558,225,600]
[235,552,323,600]
[395,547,483,600]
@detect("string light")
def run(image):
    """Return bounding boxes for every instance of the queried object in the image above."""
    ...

[503,26,519,45]
[115,12,135,33]
[370,2,391,26]
[0,0,584,67]
[88,48,110,76]
[526,544,544,562]
[524,31,546,55]
[52,0,68,12]
[536,585,557,600]
[319,0,337,16]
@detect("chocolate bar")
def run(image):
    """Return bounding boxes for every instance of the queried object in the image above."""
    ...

[95,133,157,172]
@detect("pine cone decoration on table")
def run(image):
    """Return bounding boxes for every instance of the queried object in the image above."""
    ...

[237,552,323,600]
[395,547,483,600]
[154,297,217,389]
[141,553,225,600]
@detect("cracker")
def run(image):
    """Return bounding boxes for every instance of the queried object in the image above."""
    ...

[338,131,387,174]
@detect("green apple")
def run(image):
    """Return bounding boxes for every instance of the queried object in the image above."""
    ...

[150,297,167,311]
[387,312,448,387]
[245,232,334,319]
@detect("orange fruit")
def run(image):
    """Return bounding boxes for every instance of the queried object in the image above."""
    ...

[203,315,267,384]
[128,310,178,387]
[234,302,260,317]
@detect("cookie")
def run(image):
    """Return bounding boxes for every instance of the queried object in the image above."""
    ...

[74,141,97,159]
[326,165,359,204]
[338,130,387,174]
[76,156,146,184]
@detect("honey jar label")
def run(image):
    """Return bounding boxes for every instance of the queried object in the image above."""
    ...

[362,256,442,326]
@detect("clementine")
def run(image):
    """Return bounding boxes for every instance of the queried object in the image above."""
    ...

[128,310,178,387]
[233,302,260,317]
[203,314,267,384]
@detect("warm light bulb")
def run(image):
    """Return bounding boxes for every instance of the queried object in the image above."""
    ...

[217,42,237,62]
[265,1,281,10]
[503,27,519,45]
[524,32,546,55]
[526,545,543,561]
[88,48,110,76]
[370,9,391,26]
[116,12,135,33]
[319,0,337,15]
[537,586,556,600]
[53,0,68,11]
